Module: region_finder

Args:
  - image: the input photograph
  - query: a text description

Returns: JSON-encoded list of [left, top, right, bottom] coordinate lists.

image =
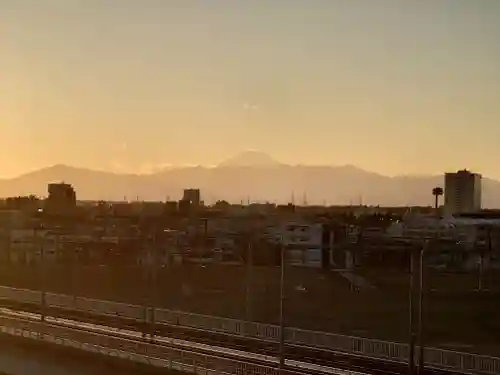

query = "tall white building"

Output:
[[444, 169, 482, 214]]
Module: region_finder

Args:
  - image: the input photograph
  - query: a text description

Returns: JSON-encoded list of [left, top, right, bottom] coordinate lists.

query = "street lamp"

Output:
[[417, 187, 442, 374], [408, 188, 442, 375], [408, 239, 430, 375], [431, 187, 443, 212]]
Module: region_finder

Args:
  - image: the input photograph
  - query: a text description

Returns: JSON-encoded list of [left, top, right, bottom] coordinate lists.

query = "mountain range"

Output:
[[1, 151, 499, 207]]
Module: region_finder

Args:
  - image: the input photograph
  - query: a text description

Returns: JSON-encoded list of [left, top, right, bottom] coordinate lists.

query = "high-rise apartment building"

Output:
[[444, 169, 482, 214]]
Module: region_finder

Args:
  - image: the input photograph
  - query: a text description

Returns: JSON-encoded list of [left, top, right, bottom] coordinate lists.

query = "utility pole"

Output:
[[72, 245, 78, 304], [142, 227, 148, 338], [278, 236, 285, 372], [478, 246, 484, 292], [417, 240, 430, 375], [478, 227, 490, 292], [245, 239, 253, 323], [40, 229, 46, 323], [408, 247, 417, 375], [417, 248, 425, 375], [150, 230, 158, 341]]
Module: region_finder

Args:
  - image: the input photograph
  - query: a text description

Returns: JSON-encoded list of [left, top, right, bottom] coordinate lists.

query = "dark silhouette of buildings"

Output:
[[45, 182, 77, 213], [183, 189, 201, 206]]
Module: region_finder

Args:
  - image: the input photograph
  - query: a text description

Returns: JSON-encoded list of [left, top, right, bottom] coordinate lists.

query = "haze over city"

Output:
[[1, 1, 499, 179], [2, 3, 500, 374]]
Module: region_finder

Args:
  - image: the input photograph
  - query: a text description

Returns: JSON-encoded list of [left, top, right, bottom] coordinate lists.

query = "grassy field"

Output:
[[0, 263, 499, 356]]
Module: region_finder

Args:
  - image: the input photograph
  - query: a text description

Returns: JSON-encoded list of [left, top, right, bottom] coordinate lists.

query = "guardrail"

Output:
[[289, 328, 500, 375], [1, 285, 499, 375], [0, 314, 360, 375], [0, 314, 282, 375], [425, 347, 500, 375]]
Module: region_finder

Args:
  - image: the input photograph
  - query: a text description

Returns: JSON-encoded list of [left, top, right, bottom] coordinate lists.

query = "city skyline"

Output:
[[1, 1, 499, 178], [0, 156, 498, 209]]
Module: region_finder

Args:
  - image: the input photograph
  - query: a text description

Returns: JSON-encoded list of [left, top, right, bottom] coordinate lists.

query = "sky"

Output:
[[1, 0, 499, 178]]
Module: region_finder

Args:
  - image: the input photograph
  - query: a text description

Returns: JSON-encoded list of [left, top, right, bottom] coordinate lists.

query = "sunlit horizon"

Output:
[[1, 1, 499, 179], [0, 148, 489, 181]]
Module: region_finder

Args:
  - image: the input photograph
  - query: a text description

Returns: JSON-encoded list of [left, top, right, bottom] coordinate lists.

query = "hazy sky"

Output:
[[1, 1, 499, 178]]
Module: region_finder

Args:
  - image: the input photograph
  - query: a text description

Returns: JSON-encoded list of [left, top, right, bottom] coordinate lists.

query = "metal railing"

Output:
[[1, 285, 499, 374], [0, 314, 324, 375]]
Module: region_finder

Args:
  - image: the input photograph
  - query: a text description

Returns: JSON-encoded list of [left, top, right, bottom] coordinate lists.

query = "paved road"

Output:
[[0, 335, 178, 375]]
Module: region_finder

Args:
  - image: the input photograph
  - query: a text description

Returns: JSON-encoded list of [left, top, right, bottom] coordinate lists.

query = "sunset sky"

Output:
[[1, 1, 499, 178]]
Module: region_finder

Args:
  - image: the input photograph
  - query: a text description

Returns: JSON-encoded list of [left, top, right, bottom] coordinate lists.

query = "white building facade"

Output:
[[387, 213, 500, 250], [266, 222, 330, 268]]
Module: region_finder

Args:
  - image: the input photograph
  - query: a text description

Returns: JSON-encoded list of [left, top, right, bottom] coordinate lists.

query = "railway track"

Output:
[[0, 308, 372, 375], [0, 300, 463, 375]]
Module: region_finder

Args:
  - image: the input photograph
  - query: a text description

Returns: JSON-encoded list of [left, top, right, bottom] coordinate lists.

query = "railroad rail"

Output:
[[0, 285, 498, 375], [0, 310, 366, 375]]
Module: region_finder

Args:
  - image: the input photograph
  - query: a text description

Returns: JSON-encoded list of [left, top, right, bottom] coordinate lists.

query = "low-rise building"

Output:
[[266, 221, 332, 268]]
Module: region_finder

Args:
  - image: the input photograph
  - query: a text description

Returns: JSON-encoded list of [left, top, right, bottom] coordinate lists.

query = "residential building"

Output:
[[444, 169, 482, 214], [386, 212, 500, 249], [183, 189, 201, 206], [266, 222, 333, 268]]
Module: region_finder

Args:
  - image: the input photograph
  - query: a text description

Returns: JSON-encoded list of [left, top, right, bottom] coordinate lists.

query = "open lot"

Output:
[[0, 263, 499, 356]]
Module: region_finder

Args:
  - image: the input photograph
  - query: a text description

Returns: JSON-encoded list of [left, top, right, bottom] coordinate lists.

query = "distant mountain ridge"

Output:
[[217, 150, 281, 167], [1, 152, 499, 207]]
